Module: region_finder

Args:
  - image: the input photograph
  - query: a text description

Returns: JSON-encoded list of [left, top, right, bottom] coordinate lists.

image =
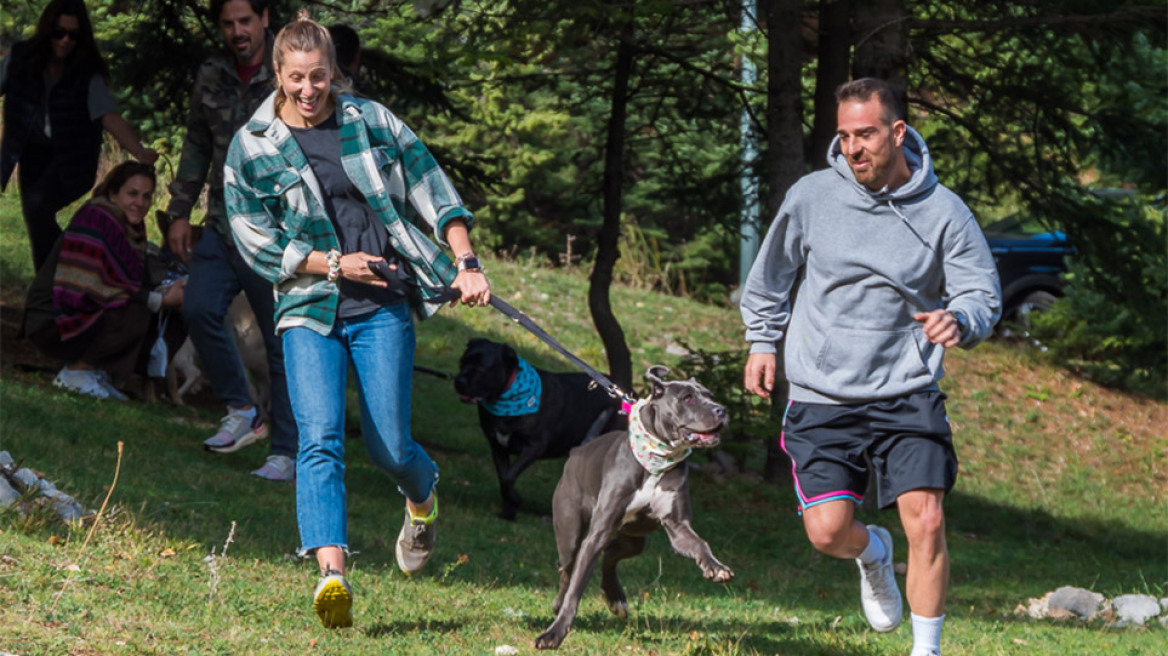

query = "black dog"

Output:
[[534, 365, 733, 650], [454, 338, 626, 521]]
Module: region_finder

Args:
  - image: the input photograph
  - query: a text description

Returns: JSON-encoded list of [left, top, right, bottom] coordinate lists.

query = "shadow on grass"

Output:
[[364, 619, 465, 638]]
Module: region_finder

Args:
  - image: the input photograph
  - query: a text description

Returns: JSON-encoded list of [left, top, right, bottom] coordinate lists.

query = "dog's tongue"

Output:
[[459, 395, 481, 404], [689, 431, 720, 446]]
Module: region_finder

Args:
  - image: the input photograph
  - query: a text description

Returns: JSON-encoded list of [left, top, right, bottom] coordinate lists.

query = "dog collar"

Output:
[[627, 399, 691, 475], [481, 356, 542, 417]]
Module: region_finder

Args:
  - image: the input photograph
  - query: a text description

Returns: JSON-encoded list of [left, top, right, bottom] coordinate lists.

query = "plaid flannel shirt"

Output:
[[224, 91, 473, 335]]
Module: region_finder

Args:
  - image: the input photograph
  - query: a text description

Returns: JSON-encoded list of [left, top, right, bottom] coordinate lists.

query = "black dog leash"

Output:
[[368, 260, 635, 407]]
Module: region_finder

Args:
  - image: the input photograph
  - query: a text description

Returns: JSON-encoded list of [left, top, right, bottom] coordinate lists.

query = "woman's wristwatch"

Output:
[[455, 252, 482, 273]]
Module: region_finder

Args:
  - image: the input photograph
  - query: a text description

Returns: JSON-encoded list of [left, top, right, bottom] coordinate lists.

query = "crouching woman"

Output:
[[23, 161, 184, 399]]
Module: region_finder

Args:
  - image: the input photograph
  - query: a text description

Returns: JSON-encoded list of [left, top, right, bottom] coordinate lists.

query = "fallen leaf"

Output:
[[1012, 638, 1029, 645], [160, 549, 176, 558], [47, 535, 62, 546]]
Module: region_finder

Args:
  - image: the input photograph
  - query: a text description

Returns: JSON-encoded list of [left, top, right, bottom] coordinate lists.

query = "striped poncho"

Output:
[[52, 198, 147, 340]]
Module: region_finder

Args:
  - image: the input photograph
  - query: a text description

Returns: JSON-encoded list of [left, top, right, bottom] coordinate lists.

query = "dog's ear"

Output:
[[646, 365, 670, 398], [502, 343, 519, 370]]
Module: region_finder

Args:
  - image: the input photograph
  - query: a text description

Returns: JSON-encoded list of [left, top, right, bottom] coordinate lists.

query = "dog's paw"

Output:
[[606, 598, 628, 619], [534, 628, 566, 650], [702, 561, 734, 582]]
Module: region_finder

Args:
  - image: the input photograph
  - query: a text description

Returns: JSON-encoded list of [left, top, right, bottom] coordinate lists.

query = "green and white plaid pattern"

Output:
[[224, 92, 473, 335]]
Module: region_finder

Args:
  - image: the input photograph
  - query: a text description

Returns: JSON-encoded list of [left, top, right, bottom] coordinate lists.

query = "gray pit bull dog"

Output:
[[534, 365, 734, 650]]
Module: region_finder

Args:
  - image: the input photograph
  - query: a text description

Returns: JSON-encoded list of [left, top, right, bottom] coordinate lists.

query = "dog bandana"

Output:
[[481, 356, 542, 416], [627, 399, 692, 475]]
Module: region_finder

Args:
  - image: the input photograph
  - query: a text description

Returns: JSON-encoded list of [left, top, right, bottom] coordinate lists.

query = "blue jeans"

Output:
[[182, 228, 297, 457], [284, 303, 438, 554]]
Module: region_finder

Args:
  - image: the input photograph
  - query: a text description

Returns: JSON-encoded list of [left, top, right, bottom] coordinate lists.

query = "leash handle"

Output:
[[368, 260, 462, 305]]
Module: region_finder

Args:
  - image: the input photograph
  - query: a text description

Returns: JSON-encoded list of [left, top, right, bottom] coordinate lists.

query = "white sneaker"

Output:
[[53, 367, 111, 399], [251, 454, 295, 481], [94, 371, 128, 401], [856, 524, 902, 632]]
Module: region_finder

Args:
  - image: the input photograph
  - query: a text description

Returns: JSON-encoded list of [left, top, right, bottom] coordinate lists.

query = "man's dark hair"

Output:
[[329, 24, 360, 70], [210, 0, 269, 22], [835, 78, 904, 124]]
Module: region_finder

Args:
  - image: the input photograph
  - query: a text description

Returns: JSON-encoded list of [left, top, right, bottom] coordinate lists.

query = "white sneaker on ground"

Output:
[[94, 370, 128, 401], [856, 524, 903, 632], [312, 570, 352, 629], [53, 367, 110, 399], [251, 455, 295, 481]]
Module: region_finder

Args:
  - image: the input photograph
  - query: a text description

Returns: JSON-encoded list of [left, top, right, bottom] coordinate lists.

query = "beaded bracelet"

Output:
[[326, 249, 342, 283]]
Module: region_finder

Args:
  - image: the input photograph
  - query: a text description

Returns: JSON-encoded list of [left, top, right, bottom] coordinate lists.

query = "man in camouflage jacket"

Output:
[[159, 0, 297, 480]]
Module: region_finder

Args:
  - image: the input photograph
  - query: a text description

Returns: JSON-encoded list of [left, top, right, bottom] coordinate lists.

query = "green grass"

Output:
[[1, 190, 1165, 654]]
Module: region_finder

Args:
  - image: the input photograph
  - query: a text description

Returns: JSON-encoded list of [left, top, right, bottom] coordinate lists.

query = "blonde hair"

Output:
[[273, 9, 351, 106]]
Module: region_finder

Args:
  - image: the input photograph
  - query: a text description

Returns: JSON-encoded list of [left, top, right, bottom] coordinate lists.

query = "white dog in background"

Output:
[[162, 293, 270, 410]]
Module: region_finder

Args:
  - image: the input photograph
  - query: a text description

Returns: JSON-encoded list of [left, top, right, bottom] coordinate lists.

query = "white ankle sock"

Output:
[[910, 613, 944, 655], [858, 526, 887, 564], [232, 406, 258, 419]]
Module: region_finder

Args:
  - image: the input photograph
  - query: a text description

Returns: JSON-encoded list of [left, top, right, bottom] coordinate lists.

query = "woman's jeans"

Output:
[[283, 303, 438, 554]]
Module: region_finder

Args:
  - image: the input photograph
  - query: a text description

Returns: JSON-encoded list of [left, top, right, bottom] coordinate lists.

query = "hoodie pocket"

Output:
[[814, 327, 931, 393]]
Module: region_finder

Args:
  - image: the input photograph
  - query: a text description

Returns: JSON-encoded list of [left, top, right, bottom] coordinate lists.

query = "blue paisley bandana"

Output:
[[481, 356, 542, 416]]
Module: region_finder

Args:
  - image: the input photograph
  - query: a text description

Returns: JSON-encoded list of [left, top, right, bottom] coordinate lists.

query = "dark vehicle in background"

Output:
[[982, 215, 1075, 330]]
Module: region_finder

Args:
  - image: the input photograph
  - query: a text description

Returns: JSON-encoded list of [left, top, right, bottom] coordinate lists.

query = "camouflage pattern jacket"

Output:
[[162, 36, 275, 237]]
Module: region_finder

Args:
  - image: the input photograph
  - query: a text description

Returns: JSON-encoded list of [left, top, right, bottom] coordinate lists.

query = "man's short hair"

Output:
[[210, 0, 269, 22], [835, 78, 904, 124], [329, 24, 360, 69]]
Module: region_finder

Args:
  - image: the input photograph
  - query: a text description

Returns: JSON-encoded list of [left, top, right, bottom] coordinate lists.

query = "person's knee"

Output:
[[181, 289, 224, 328], [803, 511, 854, 555], [900, 494, 946, 543]]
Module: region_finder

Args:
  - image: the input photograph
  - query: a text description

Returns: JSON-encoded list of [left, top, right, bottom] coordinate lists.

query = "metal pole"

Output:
[[738, 0, 761, 291]]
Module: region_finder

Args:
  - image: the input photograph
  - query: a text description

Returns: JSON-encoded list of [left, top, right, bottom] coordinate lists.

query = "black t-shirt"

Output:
[[288, 113, 405, 318]]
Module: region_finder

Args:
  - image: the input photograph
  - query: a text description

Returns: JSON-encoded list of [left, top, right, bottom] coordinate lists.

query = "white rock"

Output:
[[0, 477, 20, 507], [1048, 586, 1105, 620], [13, 468, 39, 490], [665, 343, 690, 357], [1112, 594, 1161, 626], [495, 646, 520, 655], [0, 451, 14, 467]]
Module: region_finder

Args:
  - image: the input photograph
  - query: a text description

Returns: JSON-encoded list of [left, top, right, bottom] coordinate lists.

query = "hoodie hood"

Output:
[[828, 125, 938, 203]]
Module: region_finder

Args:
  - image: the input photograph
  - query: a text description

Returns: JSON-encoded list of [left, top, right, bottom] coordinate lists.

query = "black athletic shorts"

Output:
[[780, 390, 957, 510]]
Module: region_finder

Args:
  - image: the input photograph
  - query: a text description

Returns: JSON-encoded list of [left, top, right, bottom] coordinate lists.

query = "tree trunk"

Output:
[[589, 29, 635, 392], [852, 0, 908, 110], [810, 0, 852, 170], [760, 0, 805, 483]]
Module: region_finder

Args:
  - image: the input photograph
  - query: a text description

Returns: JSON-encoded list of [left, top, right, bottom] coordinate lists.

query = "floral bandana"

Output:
[[481, 356, 542, 417], [627, 398, 692, 475]]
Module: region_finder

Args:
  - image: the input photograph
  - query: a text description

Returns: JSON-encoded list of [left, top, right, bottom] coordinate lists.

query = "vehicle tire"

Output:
[[1016, 290, 1058, 323], [999, 290, 1058, 339]]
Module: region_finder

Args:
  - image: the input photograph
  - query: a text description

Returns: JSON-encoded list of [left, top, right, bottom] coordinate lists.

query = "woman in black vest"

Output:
[[0, 0, 158, 271]]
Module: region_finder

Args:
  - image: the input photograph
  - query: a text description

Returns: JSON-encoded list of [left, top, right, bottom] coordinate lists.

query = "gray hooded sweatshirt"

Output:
[[739, 126, 1001, 405]]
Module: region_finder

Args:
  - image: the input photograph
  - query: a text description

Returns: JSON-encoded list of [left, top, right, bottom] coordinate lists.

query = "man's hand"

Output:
[[161, 279, 185, 308], [913, 309, 962, 348], [743, 352, 777, 399], [167, 218, 193, 264]]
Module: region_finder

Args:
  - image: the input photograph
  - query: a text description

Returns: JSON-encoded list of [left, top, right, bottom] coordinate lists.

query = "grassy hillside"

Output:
[[1, 193, 1164, 654]]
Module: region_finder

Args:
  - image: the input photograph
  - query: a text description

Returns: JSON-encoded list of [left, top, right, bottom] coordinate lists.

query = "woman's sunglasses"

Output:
[[51, 28, 82, 41]]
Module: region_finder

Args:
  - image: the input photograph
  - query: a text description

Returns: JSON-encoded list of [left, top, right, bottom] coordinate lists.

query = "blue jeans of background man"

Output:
[[284, 303, 439, 554], [182, 227, 297, 457]]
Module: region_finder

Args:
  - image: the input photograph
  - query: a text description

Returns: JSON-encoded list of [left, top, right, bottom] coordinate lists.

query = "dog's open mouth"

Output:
[[684, 427, 723, 447], [458, 394, 482, 404]]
